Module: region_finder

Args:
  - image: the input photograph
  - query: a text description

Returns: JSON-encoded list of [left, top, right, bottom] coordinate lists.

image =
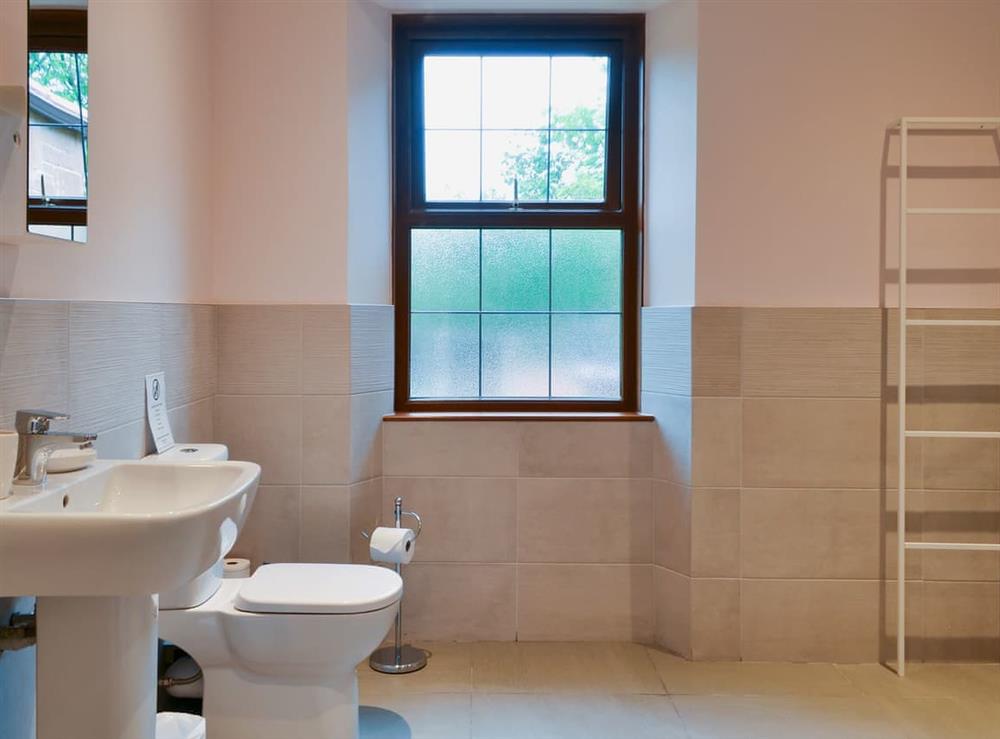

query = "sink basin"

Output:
[[0, 460, 260, 597]]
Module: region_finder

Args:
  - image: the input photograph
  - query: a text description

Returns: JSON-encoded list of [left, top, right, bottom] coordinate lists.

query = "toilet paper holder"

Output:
[[363, 496, 428, 675]]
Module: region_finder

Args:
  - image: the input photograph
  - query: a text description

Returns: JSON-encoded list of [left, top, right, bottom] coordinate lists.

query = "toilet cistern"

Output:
[[12, 409, 97, 487]]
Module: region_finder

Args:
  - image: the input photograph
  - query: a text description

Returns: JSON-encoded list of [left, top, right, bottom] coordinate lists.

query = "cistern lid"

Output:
[[234, 563, 402, 615]]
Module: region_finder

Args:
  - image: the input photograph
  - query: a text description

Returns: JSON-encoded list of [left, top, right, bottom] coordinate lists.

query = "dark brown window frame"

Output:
[[26, 7, 88, 230], [392, 13, 643, 413]]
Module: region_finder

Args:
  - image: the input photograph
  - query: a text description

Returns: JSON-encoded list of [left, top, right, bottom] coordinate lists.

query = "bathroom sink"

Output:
[[0, 460, 260, 597]]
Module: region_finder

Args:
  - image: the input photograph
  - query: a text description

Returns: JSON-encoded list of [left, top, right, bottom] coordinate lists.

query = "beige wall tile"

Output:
[[69, 302, 161, 431], [741, 579, 879, 662], [518, 422, 651, 478], [922, 401, 1000, 490], [882, 579, 925, 664], [167, 397, 214, 445], [692, 307, 741, 397], [159, 303, 217, 408], [350, 305, 393, 394], [884, 490, 923, 582], [922, 581, 1000, 661], [350, 477, 382, 564], [302, 305, 350, 395], [654, 566, 691, 658], [641, 307, 691, 396], [0, 301, 69, 421], [643, 392, 692, 485], [215, 394, 302, 484], [654, 481, 691, 574], [691, 488, 741, 578], [690, 578, 741, 661], [384, 421, 519, 477], [218, 305, 302, 394], [301, 395, 350, 484], [923, 318, 1000, 389], [350, 390, 391, 482], [741, 489, 880, 579], [921, 491, 1000, 581], [741, 308, 881, 398], [93, 418, 147, 460], [517, 564, 653, 642], [233, 484, 301, 566], [742, 399, 881, 489], [518, 478, 651, 564], [384, 477, 516, 563], [299, 485, 351, 563], [885, 400, 923, 491], [402, 564, 516, 641], [692, 398, 741, 487]]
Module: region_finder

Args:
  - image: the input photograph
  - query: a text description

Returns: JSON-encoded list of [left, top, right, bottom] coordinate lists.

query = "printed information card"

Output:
[[145, 372, 175, 454]]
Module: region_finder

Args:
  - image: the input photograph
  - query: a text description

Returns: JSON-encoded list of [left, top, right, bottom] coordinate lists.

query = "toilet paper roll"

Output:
[[369, 526, 416, 565], [223, 558, 251, 578]]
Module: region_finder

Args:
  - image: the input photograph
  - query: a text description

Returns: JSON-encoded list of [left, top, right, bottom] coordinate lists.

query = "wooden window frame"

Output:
[[392, 13, 643, 413], [26, 7, 88, 229]]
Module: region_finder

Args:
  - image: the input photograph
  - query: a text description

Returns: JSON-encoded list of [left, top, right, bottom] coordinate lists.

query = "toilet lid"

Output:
[[234, 564, 402, 615]]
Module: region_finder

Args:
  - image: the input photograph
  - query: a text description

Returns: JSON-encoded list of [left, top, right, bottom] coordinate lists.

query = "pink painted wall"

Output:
[[0, 0, 214, 303], [694, 0, 1000, 308]]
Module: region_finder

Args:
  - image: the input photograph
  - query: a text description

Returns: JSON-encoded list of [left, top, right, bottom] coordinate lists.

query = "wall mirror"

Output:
[[26, 0, 88, 243]]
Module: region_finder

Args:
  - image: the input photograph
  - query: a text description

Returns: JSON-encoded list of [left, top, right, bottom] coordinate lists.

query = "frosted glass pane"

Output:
[[551, 230, 621, 311], [551, 314, 620, 398], [411, 314, 479, 398], [482, 315, 549, 397], [482, 230, 549, 311], [549, 131, 605, 201], [482, 56, 549, 129], [551, 56, 608, 129], [482, 130, 548, 201], [411, 230, 479, 311], [424, 56, 480, 129], [425, 130, 480, 200]]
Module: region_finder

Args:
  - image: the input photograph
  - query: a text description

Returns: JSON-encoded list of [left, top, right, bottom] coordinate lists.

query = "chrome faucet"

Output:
[[13, 410, 98, 487]]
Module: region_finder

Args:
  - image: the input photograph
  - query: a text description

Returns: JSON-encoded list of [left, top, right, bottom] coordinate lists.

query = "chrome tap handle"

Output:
[[15, 410, 69, 435]]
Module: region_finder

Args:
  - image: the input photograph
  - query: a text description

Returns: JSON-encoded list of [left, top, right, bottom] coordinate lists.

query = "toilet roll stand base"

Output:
[[368, 496, 428, 675]]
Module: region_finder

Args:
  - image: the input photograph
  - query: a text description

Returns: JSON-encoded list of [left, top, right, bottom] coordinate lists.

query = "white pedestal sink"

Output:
[[0, 460, 260, 739]]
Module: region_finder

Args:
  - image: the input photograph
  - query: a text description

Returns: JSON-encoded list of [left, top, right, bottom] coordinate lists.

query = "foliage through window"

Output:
[[393, 15, 642, 412]]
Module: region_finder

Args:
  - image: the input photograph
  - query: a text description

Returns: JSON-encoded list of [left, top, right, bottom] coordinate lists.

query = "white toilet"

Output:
[[146, 444, 403, 739]]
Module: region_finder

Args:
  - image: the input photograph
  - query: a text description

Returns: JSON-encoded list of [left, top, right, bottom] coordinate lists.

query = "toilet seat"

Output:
[[234, 563, 402, 615]]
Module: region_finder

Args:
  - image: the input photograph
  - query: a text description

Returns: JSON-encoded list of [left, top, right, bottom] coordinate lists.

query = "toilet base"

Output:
[[369, 644, 428, 674], [202, 667, 360, 739]]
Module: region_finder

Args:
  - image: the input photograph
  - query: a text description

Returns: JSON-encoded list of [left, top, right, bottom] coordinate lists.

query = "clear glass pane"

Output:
[[482, 230, 549, 311], [551, 56, 608, 129], [425, 130, 480, 201], [411, 314, 480, 398], [411, 229, 480, 311], [482, 314, 549, 397], [551, 230, 622, 311], [482, 56, 549, 130], [27, 124, 86, 197], [551, 314, 620, 398], [549, 130, 605, 201], [482, 130, 548, 201], [28, 52, 82, 121], [424, 56, 480, 130]]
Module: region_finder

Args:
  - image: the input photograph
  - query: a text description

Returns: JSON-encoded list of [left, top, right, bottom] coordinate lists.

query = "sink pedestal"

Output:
[[36, 595, 158, 739]]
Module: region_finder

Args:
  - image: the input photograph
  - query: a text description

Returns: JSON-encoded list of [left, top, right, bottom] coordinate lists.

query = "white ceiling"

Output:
[[373, 0, 668, 12]]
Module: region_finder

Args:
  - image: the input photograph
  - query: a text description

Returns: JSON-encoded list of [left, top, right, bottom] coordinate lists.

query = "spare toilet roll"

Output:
[[223, 558, 251, 578], [369, 526, 416, 565]]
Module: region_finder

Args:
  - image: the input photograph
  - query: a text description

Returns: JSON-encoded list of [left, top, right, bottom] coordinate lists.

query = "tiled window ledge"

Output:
[[383, 412, 654, 422]]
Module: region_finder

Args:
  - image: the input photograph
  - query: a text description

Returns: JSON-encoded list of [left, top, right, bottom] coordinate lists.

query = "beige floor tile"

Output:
[[672, 695, 908, 739], [874, 696, 1000, 739], [900, 663, 1000, 704], [470, 694, 688, 739], [471, 642, 665, 695], [360, 693, 472, 739], [647, 648, 860, 697], [358, 642, 472, 697], [834, 663, 940, 700]]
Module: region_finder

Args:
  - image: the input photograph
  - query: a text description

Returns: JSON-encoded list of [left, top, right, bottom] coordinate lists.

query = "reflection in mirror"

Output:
[[26, 0, 87, 243]]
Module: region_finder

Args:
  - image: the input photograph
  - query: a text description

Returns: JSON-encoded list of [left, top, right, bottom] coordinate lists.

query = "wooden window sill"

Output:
[[383, 412, 654, 423]]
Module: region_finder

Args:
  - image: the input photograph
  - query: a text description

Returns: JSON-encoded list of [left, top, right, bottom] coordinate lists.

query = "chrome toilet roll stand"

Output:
[[365, 496, 427, 674]]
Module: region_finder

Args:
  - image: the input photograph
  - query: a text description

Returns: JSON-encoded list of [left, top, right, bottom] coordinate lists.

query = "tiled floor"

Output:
[[357, 642, 1000, 738]]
